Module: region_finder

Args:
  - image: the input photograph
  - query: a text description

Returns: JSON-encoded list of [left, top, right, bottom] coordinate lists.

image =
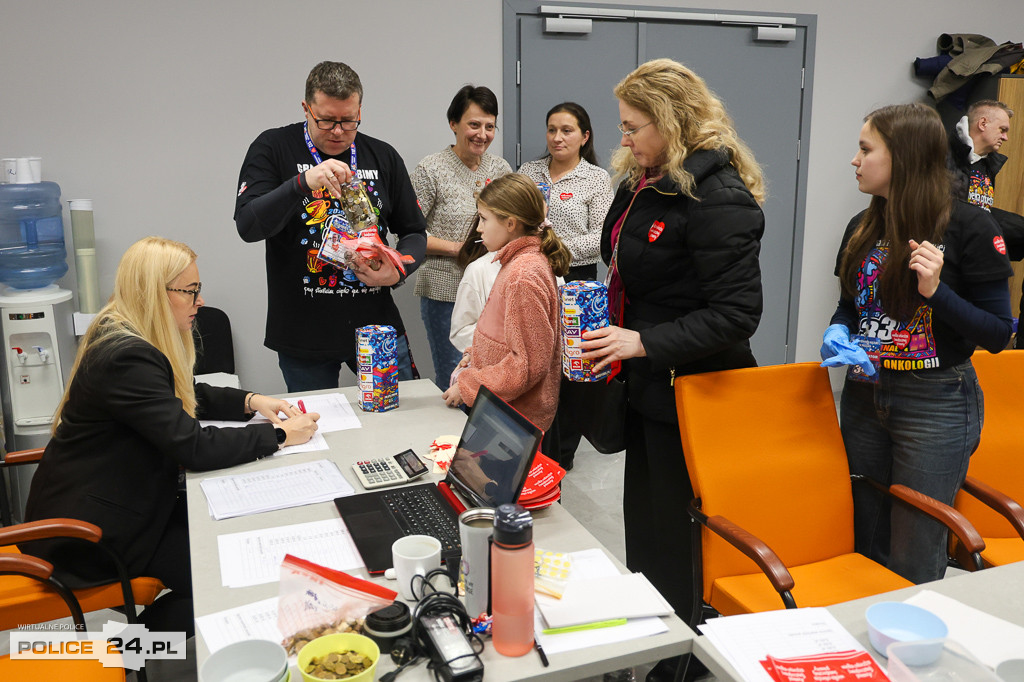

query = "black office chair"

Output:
[[193, 306, 235, 375]]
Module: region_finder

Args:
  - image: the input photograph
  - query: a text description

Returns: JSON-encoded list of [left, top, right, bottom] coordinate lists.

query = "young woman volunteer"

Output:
[[822, 102, 1013, 584]]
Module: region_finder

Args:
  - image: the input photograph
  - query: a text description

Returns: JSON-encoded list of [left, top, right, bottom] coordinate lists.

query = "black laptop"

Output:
[[334, 385, 543, 573]]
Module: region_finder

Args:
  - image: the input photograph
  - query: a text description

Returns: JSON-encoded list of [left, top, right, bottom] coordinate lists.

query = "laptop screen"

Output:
[[445, 385, 542, 508]]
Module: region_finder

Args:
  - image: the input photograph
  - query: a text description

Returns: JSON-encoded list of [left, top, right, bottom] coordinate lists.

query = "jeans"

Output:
[[278, 333, 415, 392], [839, 361, 983, 584], [420, 297, 463, 392]]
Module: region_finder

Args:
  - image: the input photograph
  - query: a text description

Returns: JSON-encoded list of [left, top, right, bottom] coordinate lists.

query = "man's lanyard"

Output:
[[303, 122, 357, 173]]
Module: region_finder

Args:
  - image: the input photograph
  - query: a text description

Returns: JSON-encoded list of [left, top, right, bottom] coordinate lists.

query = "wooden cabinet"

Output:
[[991, 76, 1024, 334]]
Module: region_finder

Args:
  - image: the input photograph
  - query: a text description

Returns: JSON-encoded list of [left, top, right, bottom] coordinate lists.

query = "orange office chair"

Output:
[[0, 448, 164, 676], [0, 526, 126, 680], [674, 362, 986, 628], [951, 350, 1024, 566]]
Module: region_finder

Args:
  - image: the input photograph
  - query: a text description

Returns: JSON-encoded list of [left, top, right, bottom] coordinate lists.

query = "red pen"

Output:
[[297, 400, 306, 414]]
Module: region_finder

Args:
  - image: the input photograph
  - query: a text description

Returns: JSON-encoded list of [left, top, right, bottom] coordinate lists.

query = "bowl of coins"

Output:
[[298, 632, 380, 682]]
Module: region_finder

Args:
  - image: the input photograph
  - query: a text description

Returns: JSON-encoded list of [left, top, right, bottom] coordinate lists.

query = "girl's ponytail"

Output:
[[538, 218, 571, 277]]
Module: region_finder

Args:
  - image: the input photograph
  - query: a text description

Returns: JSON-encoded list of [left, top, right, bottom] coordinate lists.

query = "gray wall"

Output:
[[1, 0, 1018, 394]]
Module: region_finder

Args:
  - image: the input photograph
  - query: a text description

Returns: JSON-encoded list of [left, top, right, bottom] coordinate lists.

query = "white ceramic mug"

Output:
[[391, 534, 442, 601]]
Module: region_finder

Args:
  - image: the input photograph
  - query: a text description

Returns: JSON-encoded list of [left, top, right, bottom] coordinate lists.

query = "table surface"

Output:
[[186, 379, 694, 681], [693, 560, 1024, 681]]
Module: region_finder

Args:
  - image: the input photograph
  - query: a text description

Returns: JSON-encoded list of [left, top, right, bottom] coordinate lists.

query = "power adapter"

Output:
[[418, 611, 484, 682]]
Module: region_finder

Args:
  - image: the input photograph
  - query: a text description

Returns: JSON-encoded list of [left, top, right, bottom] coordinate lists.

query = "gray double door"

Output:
[[503, 2, 816, 365]]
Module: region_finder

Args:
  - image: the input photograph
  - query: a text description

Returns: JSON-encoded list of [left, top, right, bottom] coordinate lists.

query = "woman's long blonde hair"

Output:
[[53, 237, 199, 431], [611, 58, 765, 204]]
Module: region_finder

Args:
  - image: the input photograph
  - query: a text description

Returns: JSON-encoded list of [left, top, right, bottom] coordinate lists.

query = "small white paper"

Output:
[[195, 372, 242, 389], [905, 590, 1024, 668], [283, 392, 361, 433], [217, 518, 363, 588], [195, 597, 283, 655]]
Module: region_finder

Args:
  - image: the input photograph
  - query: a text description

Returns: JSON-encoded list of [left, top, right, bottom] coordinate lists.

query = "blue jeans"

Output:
[[420, 297, 463, 392], [839, 361, 983, 584], [277, 333, 415, 392]]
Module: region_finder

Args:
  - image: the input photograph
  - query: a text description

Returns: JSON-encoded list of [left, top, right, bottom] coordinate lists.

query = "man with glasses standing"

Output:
[[234, 61, 426, 391]]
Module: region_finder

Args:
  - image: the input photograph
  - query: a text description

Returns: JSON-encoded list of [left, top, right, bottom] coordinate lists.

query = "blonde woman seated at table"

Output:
[[22, 236, 320, 638]]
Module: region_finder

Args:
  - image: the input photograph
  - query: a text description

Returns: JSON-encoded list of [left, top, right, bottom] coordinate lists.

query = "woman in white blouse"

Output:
[[518, 102, 613, 281], [411, 86, 512, 391]]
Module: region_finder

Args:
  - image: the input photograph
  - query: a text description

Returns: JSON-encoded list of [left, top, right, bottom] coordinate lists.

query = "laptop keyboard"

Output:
[[381, 488, 462, 553]]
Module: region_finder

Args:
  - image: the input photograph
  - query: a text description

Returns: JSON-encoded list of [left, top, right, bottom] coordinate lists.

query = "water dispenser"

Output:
[[0, 285, 76, 523]]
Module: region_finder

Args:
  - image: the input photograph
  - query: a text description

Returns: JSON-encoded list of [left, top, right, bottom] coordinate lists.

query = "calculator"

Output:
[[352, 449, 429, 490]]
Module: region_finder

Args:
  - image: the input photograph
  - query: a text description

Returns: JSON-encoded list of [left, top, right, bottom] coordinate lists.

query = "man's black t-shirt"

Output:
[[234, 124, 426, 360]]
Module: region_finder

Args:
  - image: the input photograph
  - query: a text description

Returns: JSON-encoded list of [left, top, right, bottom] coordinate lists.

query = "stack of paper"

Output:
[[535, 572, 673, 628], [533, 549, 670, 655], [699, 608, 873, 682], [200, 459, 354, 520]]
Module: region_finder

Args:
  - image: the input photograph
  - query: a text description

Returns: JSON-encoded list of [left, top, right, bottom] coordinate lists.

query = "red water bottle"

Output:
[[490, 503, 534, 656]]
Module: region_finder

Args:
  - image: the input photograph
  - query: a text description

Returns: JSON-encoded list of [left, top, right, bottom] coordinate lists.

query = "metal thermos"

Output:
[[458, 507, 495, 618]]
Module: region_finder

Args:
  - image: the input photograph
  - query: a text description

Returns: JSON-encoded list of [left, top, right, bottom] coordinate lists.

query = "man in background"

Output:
[[949, 99, 1024, 346]]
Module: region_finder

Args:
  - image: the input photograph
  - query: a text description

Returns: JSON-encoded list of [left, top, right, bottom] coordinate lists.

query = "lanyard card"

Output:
[[848, 335, 881, 384]]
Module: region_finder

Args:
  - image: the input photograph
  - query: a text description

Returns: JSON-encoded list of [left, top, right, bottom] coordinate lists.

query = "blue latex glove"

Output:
[[819, 324, 877, 377]]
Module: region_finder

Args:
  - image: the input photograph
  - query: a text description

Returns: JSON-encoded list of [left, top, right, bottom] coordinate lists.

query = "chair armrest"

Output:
[[1, 447, 45, 466], [961, 476, 1024, 540], [887, 484, 986, 567], [694, 511, 796, 595], [0, 551, 87, 631], [0, 552, 55, 581], [0, 518, 103, 548]]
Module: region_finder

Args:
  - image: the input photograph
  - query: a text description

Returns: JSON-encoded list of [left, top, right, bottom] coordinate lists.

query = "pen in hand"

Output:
[[297, 400, 306, 414]]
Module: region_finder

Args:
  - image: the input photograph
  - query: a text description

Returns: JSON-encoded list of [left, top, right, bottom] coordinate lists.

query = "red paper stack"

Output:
[[517, 452, 567, 511]]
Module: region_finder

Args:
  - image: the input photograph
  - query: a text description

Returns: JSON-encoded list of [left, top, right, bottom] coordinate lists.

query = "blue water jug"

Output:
[[0, 182, 69, 289]]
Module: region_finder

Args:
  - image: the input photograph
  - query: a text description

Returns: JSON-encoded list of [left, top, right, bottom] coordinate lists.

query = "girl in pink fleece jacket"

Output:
[[442, 173, 571, 430]]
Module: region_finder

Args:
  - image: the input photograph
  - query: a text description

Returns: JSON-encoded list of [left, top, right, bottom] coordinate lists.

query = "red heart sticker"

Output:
[[559, 192, 573, 201], [648, 220, 665, 242], [994, 235, 1007, 255], [891, 330, 910, 349]]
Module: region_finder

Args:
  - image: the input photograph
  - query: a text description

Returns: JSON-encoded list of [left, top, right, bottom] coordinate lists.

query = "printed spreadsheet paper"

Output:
[[217, 518, 363, 588], [200, 459, 354, 520], [195, 597, 282, 655]]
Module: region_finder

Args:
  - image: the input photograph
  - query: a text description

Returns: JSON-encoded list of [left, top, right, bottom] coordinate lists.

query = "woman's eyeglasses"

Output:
[[167, 283, 202, 304], [617, 121, 653, 136]]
